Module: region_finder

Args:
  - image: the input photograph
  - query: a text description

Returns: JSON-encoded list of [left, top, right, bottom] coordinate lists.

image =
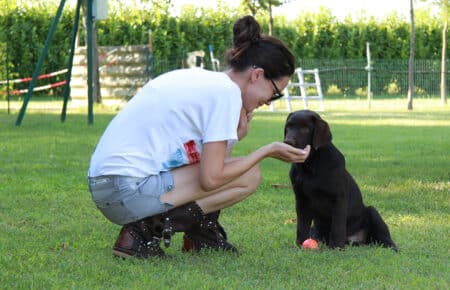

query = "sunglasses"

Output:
[[269, 78, 284, 102]]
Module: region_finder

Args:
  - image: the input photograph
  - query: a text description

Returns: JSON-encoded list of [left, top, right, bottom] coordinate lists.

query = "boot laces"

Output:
[[162, 217, 174, 248]]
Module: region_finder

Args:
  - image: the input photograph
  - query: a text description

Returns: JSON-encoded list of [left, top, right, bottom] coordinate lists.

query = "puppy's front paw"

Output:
[[329, 241, 346, 250]]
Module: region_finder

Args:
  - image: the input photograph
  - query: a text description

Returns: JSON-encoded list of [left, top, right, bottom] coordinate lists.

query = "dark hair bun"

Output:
[[225, 15, 295, 78], [232, 15, 261, 48]]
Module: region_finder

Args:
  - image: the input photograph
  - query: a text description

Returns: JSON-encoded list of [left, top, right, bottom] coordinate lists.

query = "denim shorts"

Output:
[[87, 172, 175, 225]]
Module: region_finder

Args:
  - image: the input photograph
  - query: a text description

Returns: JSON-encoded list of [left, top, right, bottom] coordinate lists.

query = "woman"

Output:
[[88, 15, 310, 259]]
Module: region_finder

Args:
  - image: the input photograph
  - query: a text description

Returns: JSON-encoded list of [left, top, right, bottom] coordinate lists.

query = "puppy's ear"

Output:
[[312, 116, 332, 149], [285, 112, 293, 123], [284, 112, 293, 137]]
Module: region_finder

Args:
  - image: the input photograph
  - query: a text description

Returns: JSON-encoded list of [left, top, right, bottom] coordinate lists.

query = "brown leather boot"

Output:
[[112, 218, 165, 259], [148, 202, 238, 253], [160, 201, 204, 247], [181, 210, 238, 253]]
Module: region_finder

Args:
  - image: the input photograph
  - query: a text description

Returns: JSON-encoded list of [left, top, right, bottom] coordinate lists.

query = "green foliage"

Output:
[[355, 87, 368, 97], [326, 84, 343, 96], [414, 85, 427, 96], [305, 87, 318, 96], [385, 81, 401, 95], [0, 5, 74, 92], [240, 0, 286, 16], [0, 2, 447, 90], [0, 38, 6, 81]]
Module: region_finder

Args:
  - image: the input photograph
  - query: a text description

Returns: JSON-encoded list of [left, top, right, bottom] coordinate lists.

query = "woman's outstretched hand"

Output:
[[267, 142, 311, 163]]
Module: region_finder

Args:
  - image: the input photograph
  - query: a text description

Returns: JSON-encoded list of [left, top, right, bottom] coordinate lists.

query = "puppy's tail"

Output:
[[366, 206, 398, 252]]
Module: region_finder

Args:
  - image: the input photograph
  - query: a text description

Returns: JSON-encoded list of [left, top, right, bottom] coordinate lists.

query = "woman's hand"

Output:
[[198, 141, 310, 192], [237, 107, 253, 140], [267, 142, 311, 163]]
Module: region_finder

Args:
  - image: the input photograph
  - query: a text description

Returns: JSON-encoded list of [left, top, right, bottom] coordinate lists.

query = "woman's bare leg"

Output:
[[160, 157, 261, 213]]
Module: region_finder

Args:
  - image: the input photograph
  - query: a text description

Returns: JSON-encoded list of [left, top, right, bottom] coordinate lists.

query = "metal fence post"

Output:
[[61, 0, 83, 122], [16, 0, 67, 126], [86, 0, 94, 125]]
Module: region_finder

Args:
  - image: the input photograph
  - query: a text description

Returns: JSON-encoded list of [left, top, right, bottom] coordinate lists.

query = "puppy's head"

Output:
[[283, 110, 332, 150]]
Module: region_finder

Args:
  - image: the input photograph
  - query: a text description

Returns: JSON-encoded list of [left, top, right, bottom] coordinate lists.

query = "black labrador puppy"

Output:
[[284, 110, 397, 251]]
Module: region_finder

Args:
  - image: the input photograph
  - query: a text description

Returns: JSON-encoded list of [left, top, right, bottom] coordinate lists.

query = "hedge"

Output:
[[0, 3, 447, 96]]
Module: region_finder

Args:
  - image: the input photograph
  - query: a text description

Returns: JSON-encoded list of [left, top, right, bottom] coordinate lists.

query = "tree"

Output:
[[240, 0, 295, 35], [441, 5, 448, 105], [420, 0, 449, 104], [241, 0, 260, 16], [408, 0, 415, 110], [435, 0, 449, 105]]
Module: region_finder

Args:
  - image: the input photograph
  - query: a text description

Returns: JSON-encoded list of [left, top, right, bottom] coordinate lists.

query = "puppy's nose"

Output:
[[283, 139, 296, 147]]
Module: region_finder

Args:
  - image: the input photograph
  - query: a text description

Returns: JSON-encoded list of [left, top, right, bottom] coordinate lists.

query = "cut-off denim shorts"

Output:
[[87, 172, 175, 225]]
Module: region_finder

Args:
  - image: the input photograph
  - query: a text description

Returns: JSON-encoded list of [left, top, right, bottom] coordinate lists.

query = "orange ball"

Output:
[[302, 238, 318, 250]]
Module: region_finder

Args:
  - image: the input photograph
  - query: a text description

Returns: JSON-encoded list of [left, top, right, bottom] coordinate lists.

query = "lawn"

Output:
[[0, 98, 449, 289]]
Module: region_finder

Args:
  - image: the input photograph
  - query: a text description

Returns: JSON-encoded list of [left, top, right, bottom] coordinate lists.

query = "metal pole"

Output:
[[208, 45, 215, 71], [61, 0, 83, 122], [208, 44, 220, 71], [86, 0, 94, 125], [16, 0, 67, 126], [182, 49, 187, 69]]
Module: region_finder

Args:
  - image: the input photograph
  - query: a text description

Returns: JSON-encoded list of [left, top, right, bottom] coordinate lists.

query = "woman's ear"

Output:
[[250, 67, 264, 83]]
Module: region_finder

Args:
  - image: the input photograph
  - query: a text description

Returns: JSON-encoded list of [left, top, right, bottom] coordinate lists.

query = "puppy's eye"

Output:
[[300, 127, 310, 134]]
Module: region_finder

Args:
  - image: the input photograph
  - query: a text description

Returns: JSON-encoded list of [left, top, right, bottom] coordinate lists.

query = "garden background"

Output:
[[0, 0, 448, 99], [0, 1, 449, 288]]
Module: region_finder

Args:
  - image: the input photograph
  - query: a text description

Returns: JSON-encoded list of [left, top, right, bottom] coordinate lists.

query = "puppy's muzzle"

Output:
[[283, 138, 296, 148]]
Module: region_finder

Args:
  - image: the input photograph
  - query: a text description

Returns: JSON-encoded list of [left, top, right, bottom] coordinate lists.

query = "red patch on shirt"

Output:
[[184, 140, 200, 164]]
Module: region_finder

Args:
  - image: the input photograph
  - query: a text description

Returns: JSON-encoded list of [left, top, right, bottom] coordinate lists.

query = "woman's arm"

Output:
[[199, 141, 310, 191]]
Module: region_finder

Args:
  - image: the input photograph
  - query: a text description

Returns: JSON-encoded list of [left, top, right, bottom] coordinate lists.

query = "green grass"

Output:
[[1, 98, 449, 289]]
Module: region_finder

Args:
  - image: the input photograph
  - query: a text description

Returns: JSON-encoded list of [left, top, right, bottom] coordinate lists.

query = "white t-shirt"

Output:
[[88, 68, 242, 178]]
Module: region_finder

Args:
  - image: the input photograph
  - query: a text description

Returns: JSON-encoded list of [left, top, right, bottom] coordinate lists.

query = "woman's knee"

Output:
[[195, 164, 262, 211], [243, 163, 262, 193]]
